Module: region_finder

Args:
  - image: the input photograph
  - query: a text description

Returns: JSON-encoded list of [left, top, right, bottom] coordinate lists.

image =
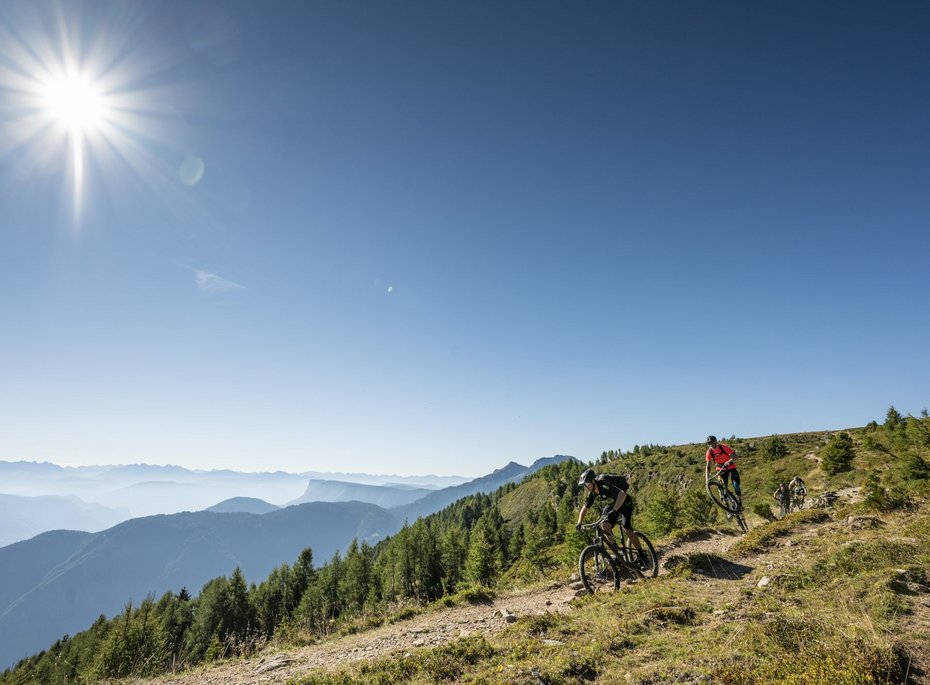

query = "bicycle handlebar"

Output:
[[707, 460, 734, 479], [578, 515, 611, 531]]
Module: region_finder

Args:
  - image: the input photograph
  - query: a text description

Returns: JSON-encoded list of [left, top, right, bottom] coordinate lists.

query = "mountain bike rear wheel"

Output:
[[735, 512, 749, 534], [620, 532, 658, 578], [579, 545, 620, 593], [635, 532, 659, 578]]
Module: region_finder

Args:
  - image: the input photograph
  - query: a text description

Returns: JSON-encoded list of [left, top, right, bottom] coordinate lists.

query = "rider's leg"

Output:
[[601, 520, 621, 556], [619, 506, 642, 552], [624, 527, 643, 552], [730, 469, 742, 500]]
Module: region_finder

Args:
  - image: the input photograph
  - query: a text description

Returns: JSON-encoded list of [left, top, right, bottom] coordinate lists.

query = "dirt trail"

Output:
[[131, 583, 578, 685]]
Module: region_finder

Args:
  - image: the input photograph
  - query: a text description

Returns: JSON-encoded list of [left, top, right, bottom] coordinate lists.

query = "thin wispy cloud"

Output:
[[193, 269, 246, 295]]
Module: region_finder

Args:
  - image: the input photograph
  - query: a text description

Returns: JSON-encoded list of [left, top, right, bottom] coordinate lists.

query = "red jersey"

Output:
[[706, 443, 736, 471]]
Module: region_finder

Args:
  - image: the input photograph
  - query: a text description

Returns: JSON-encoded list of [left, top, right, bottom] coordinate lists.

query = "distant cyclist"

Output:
[[575, 468, 645, 565], [774, 482, 791, 518], [704, 435, 742, 504], [789, 476, 807, 511]]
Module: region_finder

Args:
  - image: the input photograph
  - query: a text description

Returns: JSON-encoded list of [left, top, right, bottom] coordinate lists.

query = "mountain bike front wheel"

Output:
[[579, 545, 620, 593], [707, 481, 741, 514]]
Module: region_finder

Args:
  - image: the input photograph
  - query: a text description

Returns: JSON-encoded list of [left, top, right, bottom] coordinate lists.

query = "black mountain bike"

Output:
[[616, 525, 659, 578], [577, 517, 643, 593], [706, 462, 748, 533]]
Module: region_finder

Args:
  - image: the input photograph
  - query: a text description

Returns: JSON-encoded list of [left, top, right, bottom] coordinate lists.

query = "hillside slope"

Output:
[[121, 498, 930, 685]]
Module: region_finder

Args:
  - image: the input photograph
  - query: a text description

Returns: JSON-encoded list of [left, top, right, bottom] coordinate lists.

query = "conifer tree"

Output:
[[465, 518, 500, 586], [821, 432, 855, 475], [521, 516, 548, 573], [440, 523, 468, 595]]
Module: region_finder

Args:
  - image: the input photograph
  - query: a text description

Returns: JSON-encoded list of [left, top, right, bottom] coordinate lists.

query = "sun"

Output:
[[41, 71, 107, 133], [33, 67, 113, 218], [1, 4, 195, 227]]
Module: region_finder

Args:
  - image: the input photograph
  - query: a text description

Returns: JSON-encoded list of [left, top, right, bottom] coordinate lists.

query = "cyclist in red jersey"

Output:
[[704, 435, 741, 502]]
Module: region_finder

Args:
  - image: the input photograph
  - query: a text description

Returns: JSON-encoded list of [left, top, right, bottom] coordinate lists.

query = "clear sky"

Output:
[[1, 1, 928, 477]]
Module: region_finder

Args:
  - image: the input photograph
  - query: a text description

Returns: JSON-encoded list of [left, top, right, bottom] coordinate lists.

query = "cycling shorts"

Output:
[[601, 497, 634, 529]]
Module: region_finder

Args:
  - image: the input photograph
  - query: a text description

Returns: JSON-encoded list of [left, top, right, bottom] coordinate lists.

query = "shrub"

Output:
[[859, 434, 882, 452], [821, 432, 854, 475], [760, 435, 789, 462], [644, 488, 684, 536], [862, 471, 912, 512], [682, 489, 719, 527], [752, 502, 776, 522], [902, 451, 930, 480], [905, 416, 930, 448]]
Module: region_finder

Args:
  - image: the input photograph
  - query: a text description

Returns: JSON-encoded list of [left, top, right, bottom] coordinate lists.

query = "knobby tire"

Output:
[[579, 545, 620, 593], [622, 532, 658, 578]]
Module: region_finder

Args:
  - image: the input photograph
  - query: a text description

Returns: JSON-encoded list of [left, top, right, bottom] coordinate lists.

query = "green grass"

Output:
[[730, 509, 830, 557]]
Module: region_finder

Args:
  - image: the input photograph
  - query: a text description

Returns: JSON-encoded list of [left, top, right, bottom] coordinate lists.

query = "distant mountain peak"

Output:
[[528, 455, 578, 470]]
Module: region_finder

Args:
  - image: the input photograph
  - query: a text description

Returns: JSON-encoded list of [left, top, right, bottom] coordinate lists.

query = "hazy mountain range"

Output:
[[0, 455, 576, 669], [0, 494, 130, 548], [0, 460, 471, 540]]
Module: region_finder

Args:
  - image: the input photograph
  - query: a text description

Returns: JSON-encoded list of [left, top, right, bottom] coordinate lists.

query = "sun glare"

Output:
[[1, 4, 202, 227], [41, 72, 106, 133]]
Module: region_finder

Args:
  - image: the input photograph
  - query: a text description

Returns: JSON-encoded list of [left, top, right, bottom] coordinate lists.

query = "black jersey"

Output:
[[584, 474, 629, 508]]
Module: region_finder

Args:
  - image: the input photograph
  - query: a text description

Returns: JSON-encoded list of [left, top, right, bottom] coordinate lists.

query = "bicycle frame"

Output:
[[579, 516, 642, 578]]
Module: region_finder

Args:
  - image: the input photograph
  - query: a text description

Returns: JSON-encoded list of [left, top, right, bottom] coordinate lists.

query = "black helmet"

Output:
[[578, 468, 596, 486], [706, 435, 717, 444]]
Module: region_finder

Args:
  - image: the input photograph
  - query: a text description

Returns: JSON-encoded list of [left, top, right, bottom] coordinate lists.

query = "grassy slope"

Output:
[[288, 419, 930, 684], [289, 505, 930, 685]]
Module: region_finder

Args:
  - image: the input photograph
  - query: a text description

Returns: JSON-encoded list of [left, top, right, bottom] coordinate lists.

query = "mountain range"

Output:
[[0, 455, 576, 669]]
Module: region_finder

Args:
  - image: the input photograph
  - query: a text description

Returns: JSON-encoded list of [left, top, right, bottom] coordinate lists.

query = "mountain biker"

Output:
[[704, 435, 741, 503], [574, 468, 645, 565], [774, 482, 791, 518], [789, 476, 807, 511]]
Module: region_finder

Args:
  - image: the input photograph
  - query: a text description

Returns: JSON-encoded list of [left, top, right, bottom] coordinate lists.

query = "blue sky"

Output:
[[1, 1, 928, 476]]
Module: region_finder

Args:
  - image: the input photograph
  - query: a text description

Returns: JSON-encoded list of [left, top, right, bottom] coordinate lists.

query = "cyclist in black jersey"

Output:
[[575, 468, 644, 559]]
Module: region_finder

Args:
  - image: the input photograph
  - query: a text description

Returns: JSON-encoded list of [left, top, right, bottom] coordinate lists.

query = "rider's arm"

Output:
[[576, 505, 588, 526], [705, 459, 711, 482]]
